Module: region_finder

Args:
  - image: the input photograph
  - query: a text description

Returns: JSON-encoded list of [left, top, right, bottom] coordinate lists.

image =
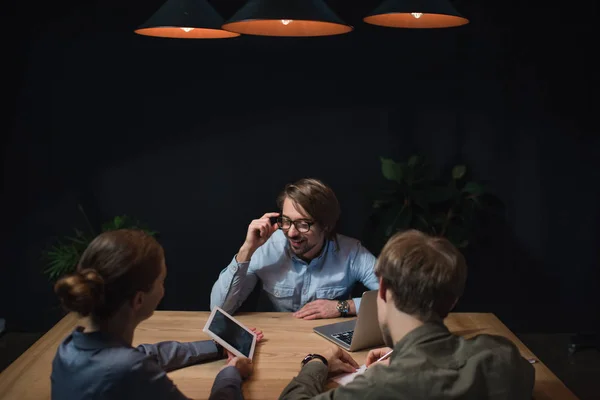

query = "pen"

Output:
[[376, 349, 393, 362]]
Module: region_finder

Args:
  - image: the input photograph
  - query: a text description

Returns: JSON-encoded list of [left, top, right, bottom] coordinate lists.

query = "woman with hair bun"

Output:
[[51, 229, 263, 400]]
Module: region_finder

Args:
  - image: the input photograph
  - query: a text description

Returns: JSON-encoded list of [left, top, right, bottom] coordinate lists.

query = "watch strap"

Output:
[[301, 353, 328, 367]]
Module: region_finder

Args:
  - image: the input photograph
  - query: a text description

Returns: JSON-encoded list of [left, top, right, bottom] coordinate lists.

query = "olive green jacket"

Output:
[[279, 322, 534, 400]]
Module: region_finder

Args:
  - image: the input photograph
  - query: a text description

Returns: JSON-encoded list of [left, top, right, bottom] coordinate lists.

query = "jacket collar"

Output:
[[390, 321, 452, 361]]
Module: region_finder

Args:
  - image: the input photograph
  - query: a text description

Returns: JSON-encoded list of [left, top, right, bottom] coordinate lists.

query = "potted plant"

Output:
[[364, 154, 501, 255], [42, 205, 158, 280]]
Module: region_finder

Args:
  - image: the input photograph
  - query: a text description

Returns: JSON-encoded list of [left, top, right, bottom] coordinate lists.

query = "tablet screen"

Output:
[[208, 309, 254, 358]]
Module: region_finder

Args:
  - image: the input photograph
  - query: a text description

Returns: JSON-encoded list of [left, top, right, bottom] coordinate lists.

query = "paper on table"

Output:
[[331, 364, 367, 385]]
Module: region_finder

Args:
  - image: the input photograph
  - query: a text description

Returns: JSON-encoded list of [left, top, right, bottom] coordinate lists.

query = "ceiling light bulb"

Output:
[[411, 13, 423, 19], [180, 27, 195, 32], [281, 19, 292, 25]]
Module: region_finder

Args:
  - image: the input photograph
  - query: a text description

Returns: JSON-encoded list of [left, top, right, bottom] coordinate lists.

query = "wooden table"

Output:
[[0, 311, 578, 400]]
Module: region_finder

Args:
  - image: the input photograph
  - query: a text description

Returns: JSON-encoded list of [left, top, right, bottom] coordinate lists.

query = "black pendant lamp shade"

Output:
[[221, 0, 353, 37], [364, 0, 469, 28], [135, 0, 240, 39]]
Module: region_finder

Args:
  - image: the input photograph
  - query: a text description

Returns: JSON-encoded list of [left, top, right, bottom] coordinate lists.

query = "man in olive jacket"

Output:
[[279, 230, 535, 400]]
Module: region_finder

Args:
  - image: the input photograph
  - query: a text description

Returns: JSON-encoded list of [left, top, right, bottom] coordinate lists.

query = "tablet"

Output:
[[203, 307, 257, 359]]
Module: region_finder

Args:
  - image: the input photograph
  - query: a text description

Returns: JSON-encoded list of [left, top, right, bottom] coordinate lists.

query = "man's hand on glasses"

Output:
[[236, 212, 280, 262]]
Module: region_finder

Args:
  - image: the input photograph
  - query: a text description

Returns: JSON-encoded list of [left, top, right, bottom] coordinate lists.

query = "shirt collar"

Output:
[[71, 326, 129, 350]]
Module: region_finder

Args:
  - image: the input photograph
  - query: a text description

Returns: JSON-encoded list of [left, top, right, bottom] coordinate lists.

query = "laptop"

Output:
[[313, 290, 384, 352]]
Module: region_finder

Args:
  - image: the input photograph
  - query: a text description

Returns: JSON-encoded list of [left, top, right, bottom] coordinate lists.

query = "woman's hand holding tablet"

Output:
[[203, 306, 259, 360]]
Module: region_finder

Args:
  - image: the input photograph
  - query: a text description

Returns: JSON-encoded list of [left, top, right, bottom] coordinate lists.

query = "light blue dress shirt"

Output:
[[210, 230, 379, 315]]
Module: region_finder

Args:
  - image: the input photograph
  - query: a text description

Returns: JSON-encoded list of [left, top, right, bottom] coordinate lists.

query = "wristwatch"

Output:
[[301, 353, 328, 367], [336, 300, 350, 317]]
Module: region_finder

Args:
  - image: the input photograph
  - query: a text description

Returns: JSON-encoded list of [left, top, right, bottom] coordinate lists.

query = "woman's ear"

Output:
[[131, 291, 144, 312]]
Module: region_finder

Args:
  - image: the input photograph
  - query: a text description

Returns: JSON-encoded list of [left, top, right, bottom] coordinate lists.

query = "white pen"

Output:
[[376, 349, 394, 363]]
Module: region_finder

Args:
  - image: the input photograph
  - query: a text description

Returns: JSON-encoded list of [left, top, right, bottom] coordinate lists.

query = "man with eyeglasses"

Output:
[[210, 178, 379, 320]]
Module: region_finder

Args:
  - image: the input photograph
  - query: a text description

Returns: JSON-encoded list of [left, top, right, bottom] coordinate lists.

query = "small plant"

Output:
[[43, 205, 158, 280], [364, 155, 500, 255]]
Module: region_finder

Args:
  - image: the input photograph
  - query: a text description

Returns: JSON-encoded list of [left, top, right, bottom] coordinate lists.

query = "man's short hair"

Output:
[[375, 229, 467, 322], [276, 178, 340, 240]]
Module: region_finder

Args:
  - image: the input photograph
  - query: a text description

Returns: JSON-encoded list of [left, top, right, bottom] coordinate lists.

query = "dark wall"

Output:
[[2, 1, 598, 333]]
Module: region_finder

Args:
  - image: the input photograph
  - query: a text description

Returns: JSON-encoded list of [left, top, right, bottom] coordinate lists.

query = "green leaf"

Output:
[[407, 155, 420, 167], [42, 210, 158, 280], [452, 165, 467, 180], [462, 182, 485, 196], [64, 236, 88, 245], [380, 157, 403, 183], [368, 155, 493, 254]]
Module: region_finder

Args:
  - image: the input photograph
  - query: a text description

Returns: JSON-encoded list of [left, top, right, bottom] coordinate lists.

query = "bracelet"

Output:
[[301, 353, 328, 367]]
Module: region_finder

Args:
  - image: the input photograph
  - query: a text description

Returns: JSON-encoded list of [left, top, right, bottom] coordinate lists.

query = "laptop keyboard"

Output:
[[332, 330, 354, 346]]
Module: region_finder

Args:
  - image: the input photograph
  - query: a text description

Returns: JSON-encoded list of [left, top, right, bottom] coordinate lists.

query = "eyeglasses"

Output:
[[277, 217, 314, 233]]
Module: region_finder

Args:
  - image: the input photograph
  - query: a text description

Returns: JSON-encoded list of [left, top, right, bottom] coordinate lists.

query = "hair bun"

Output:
[[54, 268, 105, 316]]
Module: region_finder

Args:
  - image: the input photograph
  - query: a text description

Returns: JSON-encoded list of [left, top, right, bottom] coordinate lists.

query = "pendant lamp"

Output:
[[363, 0, 469, 28], [221, 0, 353, 37], [135, 0, 240, 39]]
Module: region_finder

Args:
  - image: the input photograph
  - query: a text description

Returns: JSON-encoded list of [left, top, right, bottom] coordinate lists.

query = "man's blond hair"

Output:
[[375, 230, 467, 322]]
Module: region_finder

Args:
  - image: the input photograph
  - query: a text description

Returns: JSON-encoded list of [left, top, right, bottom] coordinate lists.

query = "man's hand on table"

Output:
[[293, 299, 355, 320], [309, 346, 359, 376], [249, 327, 264, 342]]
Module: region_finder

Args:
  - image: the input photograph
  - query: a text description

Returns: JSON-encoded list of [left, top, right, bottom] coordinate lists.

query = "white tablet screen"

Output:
[[207, 309, 255, 358]]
